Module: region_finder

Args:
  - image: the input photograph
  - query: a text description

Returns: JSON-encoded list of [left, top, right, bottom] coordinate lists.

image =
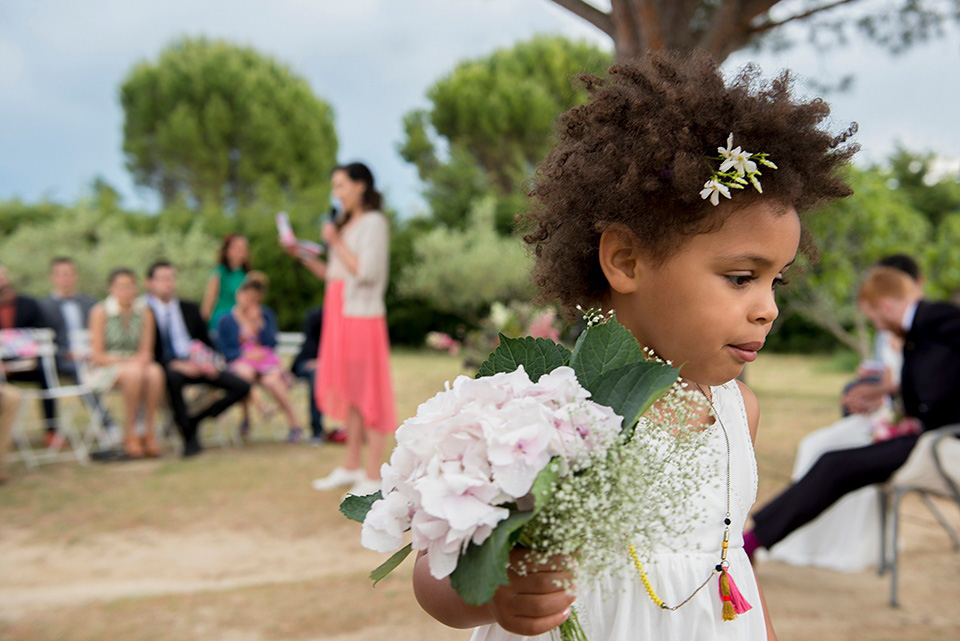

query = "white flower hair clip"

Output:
[[700, 133, 777, 206]]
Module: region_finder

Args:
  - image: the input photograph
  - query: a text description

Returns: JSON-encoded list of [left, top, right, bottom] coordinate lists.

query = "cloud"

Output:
[[0, 0, 956, 213]]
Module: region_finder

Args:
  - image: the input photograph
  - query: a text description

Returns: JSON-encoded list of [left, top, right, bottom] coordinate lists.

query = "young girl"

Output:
[[412, 52, 857, 640]]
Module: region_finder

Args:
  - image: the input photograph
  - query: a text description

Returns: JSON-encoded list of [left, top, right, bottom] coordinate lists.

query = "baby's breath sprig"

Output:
[[700, 133, 777, 206], [576, 305, 615, 327]]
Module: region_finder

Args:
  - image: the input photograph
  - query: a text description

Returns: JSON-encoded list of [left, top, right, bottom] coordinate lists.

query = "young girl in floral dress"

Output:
[[412, 51, 857, 641]]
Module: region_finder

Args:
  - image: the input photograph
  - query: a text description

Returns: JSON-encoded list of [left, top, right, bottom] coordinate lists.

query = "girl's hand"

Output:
[[321, 222, 338, 245], [488, 549, 575, 636]]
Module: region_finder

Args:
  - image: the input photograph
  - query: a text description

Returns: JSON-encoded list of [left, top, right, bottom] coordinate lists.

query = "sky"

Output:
[[1, 0, 958, 217]]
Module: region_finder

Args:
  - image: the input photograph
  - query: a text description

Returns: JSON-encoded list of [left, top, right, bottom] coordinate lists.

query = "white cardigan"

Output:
[[327, 211, 390, 318]]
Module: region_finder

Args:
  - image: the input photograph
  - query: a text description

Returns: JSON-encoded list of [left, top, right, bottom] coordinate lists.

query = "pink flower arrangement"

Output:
[[361, 365, 622, 580]]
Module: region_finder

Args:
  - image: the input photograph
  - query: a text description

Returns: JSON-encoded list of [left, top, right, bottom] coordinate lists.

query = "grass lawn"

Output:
[[1, 350, 958, 640]]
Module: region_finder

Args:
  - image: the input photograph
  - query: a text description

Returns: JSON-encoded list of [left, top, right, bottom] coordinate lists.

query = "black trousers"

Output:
[[752, 434, 920, 548], [5, 365, 56, 430], [165, 368, 250, 444]]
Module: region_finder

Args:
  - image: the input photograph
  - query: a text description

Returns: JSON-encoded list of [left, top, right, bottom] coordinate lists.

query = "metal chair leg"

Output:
[[889, 489, 905, 608], [878, 488, 889, 575], [919, 493, 960, 551]]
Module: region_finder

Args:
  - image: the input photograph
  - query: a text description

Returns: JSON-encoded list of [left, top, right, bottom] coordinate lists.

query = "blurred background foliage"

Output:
[[3, 35, 959, 356]]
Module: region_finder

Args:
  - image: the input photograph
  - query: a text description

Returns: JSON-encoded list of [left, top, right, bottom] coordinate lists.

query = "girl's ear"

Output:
[[599, 224, 643, 294]]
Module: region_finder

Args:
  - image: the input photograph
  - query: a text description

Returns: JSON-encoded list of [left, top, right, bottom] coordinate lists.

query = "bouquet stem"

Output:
[[551, 607, 587, 641]]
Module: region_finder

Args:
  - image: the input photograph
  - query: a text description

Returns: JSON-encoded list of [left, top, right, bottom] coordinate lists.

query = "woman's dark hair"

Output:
[[333, 162, 383, 216], [218, 234, 251, 271], [522, 51, 859, 313], [108, 267, 136, 285]]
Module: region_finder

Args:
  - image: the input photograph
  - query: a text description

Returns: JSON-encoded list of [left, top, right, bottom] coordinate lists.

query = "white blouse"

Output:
[[327, 211, 390, 318]]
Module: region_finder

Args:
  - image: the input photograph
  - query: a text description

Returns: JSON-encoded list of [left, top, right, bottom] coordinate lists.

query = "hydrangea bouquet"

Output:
[[341, 312, 709, 640]]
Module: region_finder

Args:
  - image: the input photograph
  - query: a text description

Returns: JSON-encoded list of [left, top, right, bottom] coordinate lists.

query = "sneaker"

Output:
[[308, 436, 324, 447], [346, 477, 382, 498], [311, 466, 364, 491]]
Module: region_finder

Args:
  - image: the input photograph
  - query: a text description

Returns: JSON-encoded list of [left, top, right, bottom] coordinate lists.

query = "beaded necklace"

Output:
[[628, 382, 752, 621]]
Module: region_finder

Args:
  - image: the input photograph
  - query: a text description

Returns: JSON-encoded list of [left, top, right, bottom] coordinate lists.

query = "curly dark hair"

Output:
[[523, 51, 858, 312]]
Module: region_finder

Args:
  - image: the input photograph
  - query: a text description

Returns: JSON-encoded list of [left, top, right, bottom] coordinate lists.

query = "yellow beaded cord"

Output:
[[629, 544, 665, 609], [625, 383, 751, 620]]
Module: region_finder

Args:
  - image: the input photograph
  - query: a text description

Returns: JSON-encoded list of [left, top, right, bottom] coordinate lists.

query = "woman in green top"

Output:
[[201, 234, 250, 335], [88, 268, 165, 458]]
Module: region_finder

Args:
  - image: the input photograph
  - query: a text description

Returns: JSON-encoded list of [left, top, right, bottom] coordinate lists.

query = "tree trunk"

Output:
[[550, 0, 854, 63]]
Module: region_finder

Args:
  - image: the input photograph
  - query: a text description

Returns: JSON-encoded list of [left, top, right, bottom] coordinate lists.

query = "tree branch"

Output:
[[547, 0, 614, 36], [749, 0, 861, 37]]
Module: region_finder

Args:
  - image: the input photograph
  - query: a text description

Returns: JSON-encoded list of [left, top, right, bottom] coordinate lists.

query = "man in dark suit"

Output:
[[144, 261, 250, 457], [745, 266, 960, 555], [0, 263, 60, 445], [37, 257, 98, 378], [36, 257, 119, 442]]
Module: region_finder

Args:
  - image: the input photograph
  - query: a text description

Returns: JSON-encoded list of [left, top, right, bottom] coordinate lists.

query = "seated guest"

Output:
[[87, 268, 165, 458], [290, 307, 327, 445], [37, 257, 118, 440], [217, 272, 303, 443], [0, 263, 60, 446], [0, 384, 21, 483], [37, 258, 97, 378], [746, 266, 960, 559], [145, 261, 250, 458], [767, 254, 924, 571]]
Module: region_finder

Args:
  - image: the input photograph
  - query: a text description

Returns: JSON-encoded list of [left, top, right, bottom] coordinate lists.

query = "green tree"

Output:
[[398, 197, 536, 323], [779, 167, 931, 355], [0, 203, 218, 300], [399, 36, 611, 231], [549, 1, 960, 61], [120, 37, 338, 211], [886, 146, 960, 228]]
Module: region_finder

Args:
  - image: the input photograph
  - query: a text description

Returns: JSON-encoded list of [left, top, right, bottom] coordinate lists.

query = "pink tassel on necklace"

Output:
[[719, 568, 752, 621]]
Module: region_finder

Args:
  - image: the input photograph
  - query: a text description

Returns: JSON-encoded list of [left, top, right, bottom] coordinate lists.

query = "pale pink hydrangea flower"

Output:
[[360, 365, 624, 580]]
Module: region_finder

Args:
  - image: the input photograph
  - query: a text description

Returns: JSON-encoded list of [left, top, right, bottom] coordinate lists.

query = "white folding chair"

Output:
[[879, 424, 960, 606], [1, 328, 90, 468]]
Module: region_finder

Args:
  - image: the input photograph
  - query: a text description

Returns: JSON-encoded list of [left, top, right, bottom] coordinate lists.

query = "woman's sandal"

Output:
[[142, 435, 162, 458], [286, 427, 303, 444], [123, 435, 144, 459]]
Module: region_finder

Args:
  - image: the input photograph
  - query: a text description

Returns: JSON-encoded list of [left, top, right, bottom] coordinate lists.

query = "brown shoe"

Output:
[[123, 435, 144, 459], [141, 435, 162, 458]]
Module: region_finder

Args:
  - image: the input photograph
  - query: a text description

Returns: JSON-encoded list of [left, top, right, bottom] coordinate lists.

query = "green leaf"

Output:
[[476, 334, 571, 381], [529, 460, 559, 515], [447, 461, 560, 606], [449, 510, 536, 606], [569, 316, 644, 391], [339, 491, 383, 523], [590, 360, 680, 439], [370, 543, 414, 586]]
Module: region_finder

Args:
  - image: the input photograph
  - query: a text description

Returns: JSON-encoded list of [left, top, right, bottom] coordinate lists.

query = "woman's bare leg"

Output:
[[344, 405, 364, 471]]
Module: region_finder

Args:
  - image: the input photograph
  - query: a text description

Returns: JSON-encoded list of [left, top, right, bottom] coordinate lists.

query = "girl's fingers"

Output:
[[506, 570, 572, 594], [502, 607, 572, 637], [506, 590, 576, 618]]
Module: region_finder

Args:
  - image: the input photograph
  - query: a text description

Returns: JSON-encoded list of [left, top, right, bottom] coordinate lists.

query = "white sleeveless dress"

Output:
[[471, 380, 767, 641]]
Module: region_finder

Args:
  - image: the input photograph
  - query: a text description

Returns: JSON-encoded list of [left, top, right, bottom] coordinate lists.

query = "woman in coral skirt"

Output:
[[295, 162, 395, 497]]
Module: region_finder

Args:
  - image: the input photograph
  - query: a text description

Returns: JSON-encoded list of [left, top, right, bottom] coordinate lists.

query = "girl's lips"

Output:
[[727, 342, 764, 362]]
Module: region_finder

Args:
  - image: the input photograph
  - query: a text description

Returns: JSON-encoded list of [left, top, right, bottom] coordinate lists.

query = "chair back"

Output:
[[0, 328, 61, 387], [889, 425, 960, 502]]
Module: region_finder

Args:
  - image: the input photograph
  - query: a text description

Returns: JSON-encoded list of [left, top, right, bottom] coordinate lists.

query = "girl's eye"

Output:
[[773, 276, 790, 291], [726, 274, 753, 287]]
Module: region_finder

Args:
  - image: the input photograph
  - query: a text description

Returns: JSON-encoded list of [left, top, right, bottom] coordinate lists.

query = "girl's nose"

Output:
[[751, 287, 780, 325]]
